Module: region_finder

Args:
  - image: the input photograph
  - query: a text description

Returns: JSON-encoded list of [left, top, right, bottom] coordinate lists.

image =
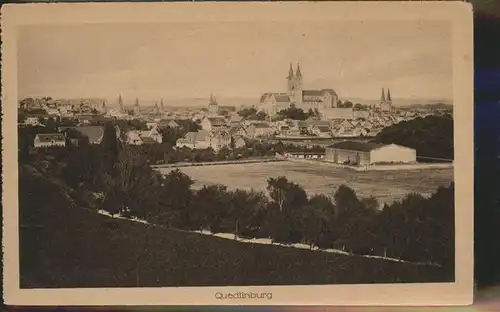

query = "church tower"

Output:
[[293, 62, 303, 106], [208, 93, 219, 115], [386, 88, 392, 107], [134, 98, 140, 116], [287, 63, 295, 95], [380, 88, 386, 107], [101, 100, 107, 114], [118, 94, 124, 113], [154, 101, 160, 115]]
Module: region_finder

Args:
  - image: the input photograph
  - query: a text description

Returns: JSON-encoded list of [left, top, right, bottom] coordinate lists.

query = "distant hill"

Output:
[[405, 103, 454, 110], [346, 98, 453, 108]]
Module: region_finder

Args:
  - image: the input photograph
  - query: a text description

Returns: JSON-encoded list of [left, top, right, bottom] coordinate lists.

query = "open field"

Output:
[[20, 169, 452, 288], [158, 161, 453, 205]]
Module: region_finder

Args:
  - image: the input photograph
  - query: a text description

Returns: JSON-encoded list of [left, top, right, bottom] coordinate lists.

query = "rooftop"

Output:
[[36, 133, 66, 143], [328, 141, 386, 152]]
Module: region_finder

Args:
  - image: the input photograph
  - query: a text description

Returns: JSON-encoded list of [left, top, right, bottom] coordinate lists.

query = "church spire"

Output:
[[296, 62, 302, 78], [154, 101, 160, 114], [134, 98, 140, 107], [386, 88, 392, 104], [287, 63, 294, 79], [118, 94, 124, 112], [380, 88, 386, 104]]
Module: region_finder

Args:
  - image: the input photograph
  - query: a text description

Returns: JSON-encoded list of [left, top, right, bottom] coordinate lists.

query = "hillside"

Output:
[[405, 103, 453, 110], [19, 165, 452, 288], [373, 115, 454, 160]]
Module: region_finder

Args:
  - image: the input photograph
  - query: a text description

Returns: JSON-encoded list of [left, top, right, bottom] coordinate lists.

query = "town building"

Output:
[[175, 129, 231, 152], [245, 123, 275, 138], [176, 131, 211, 150], [33, 133, 66, 148], [156, 119, 180, 129], [325, 141, 416, 166], [200, 116, 227, 132], [125, 125, 163, 145]]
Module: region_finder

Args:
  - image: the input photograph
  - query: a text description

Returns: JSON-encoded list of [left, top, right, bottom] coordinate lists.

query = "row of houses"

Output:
[[194, 113, 399, 141], [32, 124, 163, 148]]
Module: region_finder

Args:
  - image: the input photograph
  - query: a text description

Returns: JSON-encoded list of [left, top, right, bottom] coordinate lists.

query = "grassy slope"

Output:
[[19, 166, 453, 288]]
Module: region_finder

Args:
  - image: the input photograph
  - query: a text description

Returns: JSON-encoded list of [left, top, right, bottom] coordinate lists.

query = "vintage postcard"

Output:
[[2, 1, 473, 306]]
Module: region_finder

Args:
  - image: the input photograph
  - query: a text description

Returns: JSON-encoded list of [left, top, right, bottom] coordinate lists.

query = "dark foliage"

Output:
[[373, 115, 454, 160], [19, 119, 456, 287]]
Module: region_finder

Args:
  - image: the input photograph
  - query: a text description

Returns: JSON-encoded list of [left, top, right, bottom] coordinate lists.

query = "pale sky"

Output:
[[17, 20, 452, 102]]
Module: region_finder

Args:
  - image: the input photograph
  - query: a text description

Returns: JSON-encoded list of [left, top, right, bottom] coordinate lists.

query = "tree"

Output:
[[361, 196, 379, 212], [354, 103, 364, 111], [302, 194, 336, 248], [333, 184, 363, 217], [225, 189, 267, 237], [255, 111, 268, 121], [266, 176, 309, 243], [154, 169, 194, 227], [267, 176, 307, 212], [277, 105, 307, 121], [160, 126, 185, 146], [373, 115, 454, 160], [238, 107, 258, 118], [194, 184, 230, 233], [101, 122, 120, 175]]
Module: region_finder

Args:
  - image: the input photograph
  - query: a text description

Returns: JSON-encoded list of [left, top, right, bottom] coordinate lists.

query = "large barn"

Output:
[[325, 141, 417, 166]]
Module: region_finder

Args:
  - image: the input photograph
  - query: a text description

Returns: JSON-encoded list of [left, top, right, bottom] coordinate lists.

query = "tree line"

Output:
[[23, 122, 454, 272], [373, 114, 454, 160]]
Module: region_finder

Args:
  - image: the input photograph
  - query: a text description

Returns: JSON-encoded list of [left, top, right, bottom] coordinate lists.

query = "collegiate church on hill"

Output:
[[257, 63, 340, 117]]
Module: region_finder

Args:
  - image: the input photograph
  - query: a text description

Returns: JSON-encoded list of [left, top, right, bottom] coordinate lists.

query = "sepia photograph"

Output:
[[2, 1, 473, 306]]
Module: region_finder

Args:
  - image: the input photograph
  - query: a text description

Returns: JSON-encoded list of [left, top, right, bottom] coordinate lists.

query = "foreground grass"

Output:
[[19, 167, 453, 288]]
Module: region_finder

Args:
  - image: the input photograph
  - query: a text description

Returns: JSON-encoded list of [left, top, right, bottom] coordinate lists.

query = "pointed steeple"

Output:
[[287, 63, 294, 79], [134, 98, 140, 107], [154, 101, 160, 114], [380, 88, 386, 104], [118, 94, 124, 111], [160, 98, 164, 112], [209, 93, 218, 105], [386, 88, 392, 103], [295, 62, 302, 78]]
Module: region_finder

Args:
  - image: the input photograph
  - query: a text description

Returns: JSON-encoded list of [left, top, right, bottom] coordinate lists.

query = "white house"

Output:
[[34, 133, 66, 148], [200, 116, 227, 132]]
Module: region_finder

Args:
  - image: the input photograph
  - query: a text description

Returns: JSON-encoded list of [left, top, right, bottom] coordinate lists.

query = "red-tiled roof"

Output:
[[303, 90, 324, 96], [314, 125, 331, 132], [207, 117, 226, 126]]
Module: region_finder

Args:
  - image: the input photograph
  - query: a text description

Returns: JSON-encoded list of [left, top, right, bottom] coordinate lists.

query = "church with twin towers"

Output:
[[258, 62, 340, 117]]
